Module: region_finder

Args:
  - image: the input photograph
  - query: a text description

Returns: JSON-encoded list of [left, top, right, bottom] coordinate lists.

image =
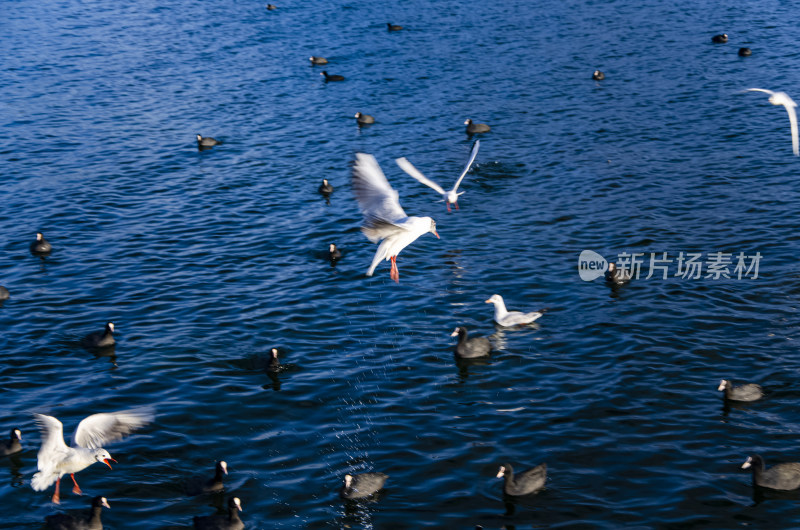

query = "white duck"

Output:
[[746, 88, 798, 156], [485, 294, 544, 326], [352, 153, 439, 282], [395, 140, 480, 212], [32, 409, 153, 503]]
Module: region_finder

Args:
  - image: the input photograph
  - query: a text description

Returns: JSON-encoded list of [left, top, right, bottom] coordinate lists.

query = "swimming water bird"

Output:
[[186, 461, 227, 496], [746, 88, 799, 156], [718, 379, 763, 402], [1, 428, 22, 457], [742, 455, 800, 490], [0, 286, 9, 300], [266, 348, 280, 372], [738, 47, 752, 56], [266, 4, 277, 9], [320, 71, 345, 82], [711, 33, 728, 43], [450, 327, 491, 359], [339, 472, 389, 499], [309, 56, 328, 65], [31, 232, 52, 255], [396, 140, 480, 212], [83, 323, 115, 349], [387, 23, 403, 31], [318, 179, 334, 195], [355, 112, 375, 125], [497, 463, 547, 496], [351, 153, 439, 282], [328, 244, 342, 261], [605, 263, 632, 284], [32, 410, 153, 504], [193, 496, 244, 530], [45, 495, 110, 530], [464, 119, 490, 134], [592, 70, 605, 80], [485, 294, 544, 326], [196, 135, 221, 150]]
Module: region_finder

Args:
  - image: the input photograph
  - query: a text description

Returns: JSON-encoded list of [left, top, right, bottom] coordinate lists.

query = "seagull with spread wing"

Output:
[[352, 153, 439, 282], [395, 140, 480, 211], [746, 88, 799, 156], [31, 409, 153, 503]]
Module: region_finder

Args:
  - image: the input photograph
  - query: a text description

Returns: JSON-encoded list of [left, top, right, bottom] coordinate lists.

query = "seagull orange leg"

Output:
[[70, 473, 82, 495], [454, 201, 459, 210], [52, 478, 61, 504], [446, 202, 451, 212], [390, 256, 399, 283]]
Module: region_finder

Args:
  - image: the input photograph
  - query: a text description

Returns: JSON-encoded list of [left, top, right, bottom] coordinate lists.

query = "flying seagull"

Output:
[[31, 409, 153, 503], [396, 140, 480, 212], [352, 153, 439, 282], [746, 88, 798, 156]]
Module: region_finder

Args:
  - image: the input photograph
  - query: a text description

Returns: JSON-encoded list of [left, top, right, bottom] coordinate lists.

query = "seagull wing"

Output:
[[72, 408, 154, 449], [353, 153, 410, 243], [451, 139, 480, 193], [747, 88, 775, 96], [33, 414, 69, 470], [395, 157, 446, 195], [782, 97, 799, 156]]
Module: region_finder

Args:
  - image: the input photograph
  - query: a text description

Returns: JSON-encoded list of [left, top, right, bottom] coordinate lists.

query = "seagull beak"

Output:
[[103, 458, 117, 469], [432, 229, 439, 239], [485, 299, 492, 303]]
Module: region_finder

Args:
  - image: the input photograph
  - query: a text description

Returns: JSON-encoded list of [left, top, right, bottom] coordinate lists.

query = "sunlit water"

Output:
[[3, 0, 800, 528]]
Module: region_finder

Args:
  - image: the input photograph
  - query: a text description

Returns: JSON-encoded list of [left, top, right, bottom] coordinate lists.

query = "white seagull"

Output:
[[352, 153, 439, 282], [746, 88, 799, 156], [31, 409, 153, 504], [395, 140, 481, 212], [485, 294, 544, 326]]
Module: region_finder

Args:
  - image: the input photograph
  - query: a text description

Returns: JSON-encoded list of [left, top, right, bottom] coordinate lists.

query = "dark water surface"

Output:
[[4, 0, 800, 527]]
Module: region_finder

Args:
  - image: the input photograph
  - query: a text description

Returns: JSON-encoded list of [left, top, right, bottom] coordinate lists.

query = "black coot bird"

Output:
[[83, 323, 115, 349], [605, 263, 632, 284], [31, 232, 52, 255], [0, 286, 9, 300], [339, 472, 389, 499], [197, 134, 222, 150], [742, 455, 800, 490], [266, 3, 277, 9], [193, 496, 244, 530], [328, 244, 342, 261], [355, 112, 375, 125], [186, 460, 228, 496], [464, 119, 490, 134], [718, 379, 763, 402], [497, 463, 547, 496], [266, 348, 280, 372], [309, 56, 328, 65], [450, 327, 491, 359], [318, 179, 334, 195], [45, 495, 110, 530], [1, 428, 22, 457], [592, 70, 605, 80], [738, 47, 752, 56], [711, 33, 728, 43], [320, 71, 345, 82], [387, 23, 403, 31]]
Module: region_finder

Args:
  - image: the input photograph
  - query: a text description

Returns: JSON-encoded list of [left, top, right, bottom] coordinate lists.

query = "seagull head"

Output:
[[485, 294, 502, 305], [428, 218, 439, 238], [95, 449, 117, 468]]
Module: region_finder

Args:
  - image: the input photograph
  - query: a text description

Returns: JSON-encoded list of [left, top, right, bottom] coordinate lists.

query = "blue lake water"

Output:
[[3, 0, 800, 527]]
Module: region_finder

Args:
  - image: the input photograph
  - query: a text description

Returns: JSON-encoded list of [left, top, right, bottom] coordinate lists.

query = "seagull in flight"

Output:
[[395, 140, 480, 212], [746, 88, 798, 156], [31, 409, 153, 503], [352, 153, 439, 282]]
